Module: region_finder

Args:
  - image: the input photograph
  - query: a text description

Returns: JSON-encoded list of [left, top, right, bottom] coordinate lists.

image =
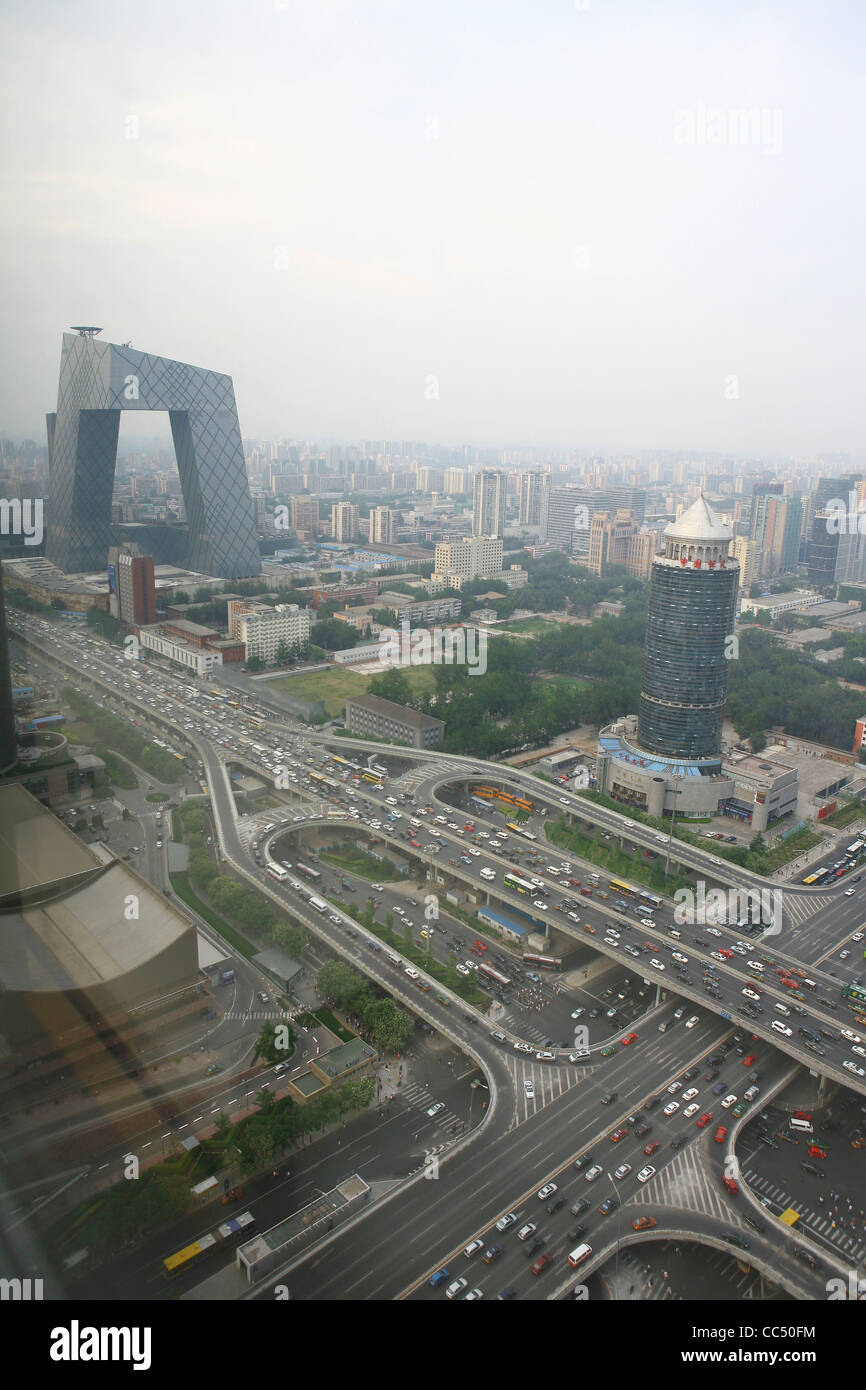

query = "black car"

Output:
[[600, 1092, 617, 1105], [677, 973, 691, 984], [634, 1120, 651, 1137], [573, 1156, 593, 1174], [524, 1236, 546, 1258], [682, 1069, 697, 1081], [723, 1231, 750, 1251], [588, 1008, 602, 1020], [670, 1136, 687, 1150], [694, 936, 710, 947], [571, 1197, 591, 1217], [497, 1287, 518, 1300], [644, 1096, 660, 1111], [704, 1070, 719, 1082], [547, 1196, 565, 1214], [567, 1223, 586, 1241], [800, 1162, 826, 1178]]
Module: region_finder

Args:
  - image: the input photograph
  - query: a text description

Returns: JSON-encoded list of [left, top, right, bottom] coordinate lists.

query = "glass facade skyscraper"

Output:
[[46, 331, 260, 578], [637, 496, 739, 760]]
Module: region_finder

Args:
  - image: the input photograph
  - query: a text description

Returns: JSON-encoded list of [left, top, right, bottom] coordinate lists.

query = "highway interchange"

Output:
[[11, 612, 866, 1299]]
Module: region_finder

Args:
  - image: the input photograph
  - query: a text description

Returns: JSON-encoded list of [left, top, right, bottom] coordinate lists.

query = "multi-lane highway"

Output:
[[11, 611, 866, 1299]]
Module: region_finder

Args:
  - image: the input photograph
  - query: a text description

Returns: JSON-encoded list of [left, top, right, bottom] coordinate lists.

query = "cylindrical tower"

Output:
[[637, 495, 739, 760]]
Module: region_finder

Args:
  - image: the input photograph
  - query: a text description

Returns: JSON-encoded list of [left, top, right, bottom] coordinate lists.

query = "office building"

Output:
[[433, 536, 503, 580], [227, 599, 312, 664], [290, 497, 320, 533], [107, 544, 156, 625], [345, 693, 445, 749], [472, 469, 506, 538], [444, 468, 469, 494], [46, 329, 259, 578]]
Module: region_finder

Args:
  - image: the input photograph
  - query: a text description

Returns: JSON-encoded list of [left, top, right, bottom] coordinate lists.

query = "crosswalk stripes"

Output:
[[394, 1080, 462, 1133], [743, 1167, 865, 1259], [630, 1143, 747, 1226], [781, 893, 833, 928], [503, 1056, 586, 1129]]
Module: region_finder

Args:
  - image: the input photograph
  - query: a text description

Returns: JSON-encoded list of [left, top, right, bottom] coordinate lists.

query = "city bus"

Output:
[[522, 953, 563, 970], [638, 890, 663, 911], [512, 797, 533, 812], [471, 795, 493, 814], [362, 772, 383, 785], [478, 961, 511, 988], [163, 1232, 218, 1279], [296, 863, 321, 881], [802, 868, 830, 885], [504, 872, 536, 895], [267, 864, 288, 882], [842, 983, 866, 1009], [505, 822, 536, 840], [608, 878, 638, 899], [846, 840, 864, 856]]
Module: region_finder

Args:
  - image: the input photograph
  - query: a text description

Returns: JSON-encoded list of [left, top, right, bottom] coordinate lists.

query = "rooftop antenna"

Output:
[[70, 326, 102, 338]]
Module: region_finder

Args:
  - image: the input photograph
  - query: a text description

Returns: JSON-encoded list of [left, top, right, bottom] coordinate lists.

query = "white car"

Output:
[[560, 797, 570, 804], [683, 1103, 700, 1118], [682, 1088, 699, 1101], [514, 1042, 533, 1054], [571, 1007, 585, 1020], [613, 1163, 632, 1180], [585, 1164, 604, 1182], [771, 1021, 792, 1037], [655, 835, 668, 844], [840, 950, 851, 960], [845, 888, 856, 897], [517, 1223, 537, 1241], [852, 1045, 866, 1059], [685, 1016, 699, 1030], [742, 988, 761, 1002], [650, 958, 665, 971], [533, 900, 548, 910], [666, 1081, 681, 1094], [426, 1101, 445, 1117], [843, 1061, 866, 1076], [624, 819, 635, 828], [537, 1182, 558, 1201], [524, 1080, 535, 1099], [672, 952, 689, 964], [463, 1239, 484, 1259], [637, 1165, 655, 1183], [463, 1288, 483, 1301], [710, 951, 726, 961], [536, 1050, 555, 1061], [468, 847, 481, 856], [747, 960, 764, 972], [663, 1100, 680, 1115], [446, 1277, 469, 1299], [721, 1094, 737, 1109], [840, 1029, 863, 1043], [495, 1213, 518, 1232], [705, 927, 721, 938], [852, 932, 864, 942], [569, 1049, 591, 1061]]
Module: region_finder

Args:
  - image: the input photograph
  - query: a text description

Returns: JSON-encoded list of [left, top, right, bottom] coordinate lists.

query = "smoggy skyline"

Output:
[[2, 0, 864, 455]]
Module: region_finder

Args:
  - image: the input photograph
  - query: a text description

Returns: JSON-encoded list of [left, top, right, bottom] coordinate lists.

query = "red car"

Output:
[[719, 948, 733, 958], [531, 1253, 553, 1275], [610, 1126, 629, 1143], [714, 1126, 728, 1144], [807, 1145, 827, 1159], [696, 1112, 713, 1128], [622, 1033, 638, 1046], [794, 1110, 812, 1121], [742, 1055, 756, 1067], [410, 839, 421, 848], [643, 1141, 660, 1156], [722, 1175, 739, 1194], [782, 978, 798, 989]]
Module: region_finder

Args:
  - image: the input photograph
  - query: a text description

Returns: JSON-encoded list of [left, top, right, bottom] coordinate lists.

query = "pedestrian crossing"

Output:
[[506, 1056, 587, 1128], [396, 1080, 464, 1135], [630, 1144, 747, 1226], [742, 1167, 866, 1260], [778, 893, 834, 929]]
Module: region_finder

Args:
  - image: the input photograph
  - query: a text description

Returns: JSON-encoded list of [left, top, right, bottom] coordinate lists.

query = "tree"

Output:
[[274, 639, 291, 667], [246, 656, 264, 672], [214, 1111, 232, 1139]]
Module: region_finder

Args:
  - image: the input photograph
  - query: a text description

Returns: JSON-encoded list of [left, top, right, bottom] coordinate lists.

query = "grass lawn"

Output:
[[270, 664, 436, 718]]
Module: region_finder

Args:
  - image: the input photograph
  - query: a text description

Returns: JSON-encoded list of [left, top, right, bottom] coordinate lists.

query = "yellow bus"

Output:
[[163, 1232, 218, 1278]]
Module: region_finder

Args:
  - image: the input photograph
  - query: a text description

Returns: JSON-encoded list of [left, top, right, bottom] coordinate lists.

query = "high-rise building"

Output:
[[0, 563, 18, 769], [637, 496, 739, 760], [444, 468, 468, 494], [330, 502, 360, 542], [417, 467, 444, 492], [433, 535, 503, 580], [586, 512, 657, 580], [472, 469, 506, 537], [369, 507, 399, 544], [542, 485, 581, 551], [107, 544, 156, 625], [46, 330, 259, 578], [519, 471, 549, 526], [289, 497, 320, 533]]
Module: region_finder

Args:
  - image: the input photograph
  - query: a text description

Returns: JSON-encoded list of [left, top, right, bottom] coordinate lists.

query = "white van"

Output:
[[789, 1117, 813, 1135], [568, 1243, 593, 1268], [479, 867, 496, 881], [744, 1085, 759, 1101], [774, 1002, 791, 1017]]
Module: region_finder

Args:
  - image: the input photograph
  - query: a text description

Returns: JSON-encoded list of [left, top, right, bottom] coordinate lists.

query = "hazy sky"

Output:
[[2, 0, 864, 455]]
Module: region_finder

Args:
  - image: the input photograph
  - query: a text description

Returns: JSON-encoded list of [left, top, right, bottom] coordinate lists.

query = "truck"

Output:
[[220, 969, 235, 985]]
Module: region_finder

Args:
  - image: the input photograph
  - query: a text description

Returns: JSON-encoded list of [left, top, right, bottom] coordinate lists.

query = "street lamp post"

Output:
[[664, 779, 683, 880], [608, 1174, 622, 1290]]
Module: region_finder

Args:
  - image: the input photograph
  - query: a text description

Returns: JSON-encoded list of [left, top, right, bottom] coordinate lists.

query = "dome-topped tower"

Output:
[[637, 495, 739, 760]]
